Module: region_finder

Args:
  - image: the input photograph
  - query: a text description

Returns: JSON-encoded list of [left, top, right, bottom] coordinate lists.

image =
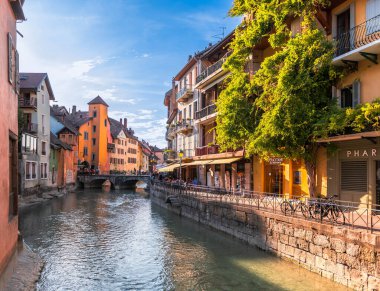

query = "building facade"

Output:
[[0, 0, 25, 275], [19, 73, 55, 195]]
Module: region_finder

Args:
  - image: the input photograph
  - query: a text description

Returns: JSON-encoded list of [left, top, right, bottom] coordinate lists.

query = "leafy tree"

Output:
[[216, 0, 341, 197]]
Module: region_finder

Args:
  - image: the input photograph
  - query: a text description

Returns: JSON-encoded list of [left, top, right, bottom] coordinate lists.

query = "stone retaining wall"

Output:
[[151, 186, 380, 290]]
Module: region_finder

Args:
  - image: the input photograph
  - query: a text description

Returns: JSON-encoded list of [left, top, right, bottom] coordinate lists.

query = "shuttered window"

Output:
[[8, 33, 13, 84], [353, 80, 361, 107], [340, 160, 368, 192]]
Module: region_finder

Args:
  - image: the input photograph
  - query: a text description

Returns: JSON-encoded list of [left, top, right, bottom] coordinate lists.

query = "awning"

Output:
[[158, 163, 180, 172], [182, 160, 213, 166], [207, 157, 242, 165], [317, 131, 380, 143]]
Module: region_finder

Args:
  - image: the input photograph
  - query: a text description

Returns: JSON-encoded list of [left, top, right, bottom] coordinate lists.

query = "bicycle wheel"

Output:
[[309, 202, 322, 220], [281, 201, 293, 216], [332, 205, 346, 225], [300, 203, 311, 218]]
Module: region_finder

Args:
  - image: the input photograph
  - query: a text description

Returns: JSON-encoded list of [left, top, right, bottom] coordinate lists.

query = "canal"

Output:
[[19, 190, 348, 290]]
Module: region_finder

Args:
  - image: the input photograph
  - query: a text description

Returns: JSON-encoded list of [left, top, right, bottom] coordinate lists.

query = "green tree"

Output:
[[216, 0, 341, 197]]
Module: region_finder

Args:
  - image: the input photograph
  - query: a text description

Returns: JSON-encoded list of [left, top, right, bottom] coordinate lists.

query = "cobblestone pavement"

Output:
[[0, 242, 44, 291]]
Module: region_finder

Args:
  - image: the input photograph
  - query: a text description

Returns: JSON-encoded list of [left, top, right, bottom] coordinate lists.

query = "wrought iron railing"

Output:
[[196, 51, 232, 84], [195, 104, 216, 120], [152, 182, 380, 233], [176, 85, 193, 100], [19, 98, 37, 108], [24, 123, 38, 133], [335, 14, 380, 57], [176, 119, 193, 132]]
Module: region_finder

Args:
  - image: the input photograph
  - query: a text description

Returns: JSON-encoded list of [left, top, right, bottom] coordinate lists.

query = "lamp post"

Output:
[[178, 150, 184, 184]]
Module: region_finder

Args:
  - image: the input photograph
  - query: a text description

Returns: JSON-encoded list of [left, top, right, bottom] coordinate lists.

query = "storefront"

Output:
[[324, 135, 380, 206]]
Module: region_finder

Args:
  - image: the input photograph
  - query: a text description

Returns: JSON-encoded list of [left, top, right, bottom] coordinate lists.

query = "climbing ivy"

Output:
[[216, 0, 341, 196]]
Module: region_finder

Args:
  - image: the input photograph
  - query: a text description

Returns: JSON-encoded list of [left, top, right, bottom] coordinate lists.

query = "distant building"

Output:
[[19, 73, 55, 196], [0, 0, 26, 276]]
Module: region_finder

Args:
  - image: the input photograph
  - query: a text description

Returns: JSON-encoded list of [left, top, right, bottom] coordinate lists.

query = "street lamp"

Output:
[[178, 150, 184, 184]]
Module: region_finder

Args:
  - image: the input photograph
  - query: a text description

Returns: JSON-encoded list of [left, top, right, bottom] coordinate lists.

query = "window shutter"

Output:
[[353, 80, 361, 107], [8, 33, 13, 84], [335, 88, 342, 108], [341, 160, 368, 192], [15, 50, 19, 93]]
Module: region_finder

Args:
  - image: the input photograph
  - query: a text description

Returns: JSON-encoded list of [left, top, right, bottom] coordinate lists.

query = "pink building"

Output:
[[0, 0, 26, 275]]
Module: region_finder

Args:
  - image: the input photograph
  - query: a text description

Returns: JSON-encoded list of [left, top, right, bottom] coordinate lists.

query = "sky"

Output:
[[17, 0, 240, 148]]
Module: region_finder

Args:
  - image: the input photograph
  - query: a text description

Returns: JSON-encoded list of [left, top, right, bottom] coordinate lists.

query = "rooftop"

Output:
[[88, 95, 109, 107]]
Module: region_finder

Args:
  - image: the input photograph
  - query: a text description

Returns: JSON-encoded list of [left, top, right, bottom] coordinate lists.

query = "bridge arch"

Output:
[[86, 178, 115, 190]]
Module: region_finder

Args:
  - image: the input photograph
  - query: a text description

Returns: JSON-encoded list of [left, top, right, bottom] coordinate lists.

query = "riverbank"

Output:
[[19, 185, 76, 211], [150, 184, 380, 290], [0, 241, 44, 291]]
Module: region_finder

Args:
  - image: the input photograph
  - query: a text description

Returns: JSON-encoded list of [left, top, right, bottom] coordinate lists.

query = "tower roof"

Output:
[[87, 95, 109, 107]]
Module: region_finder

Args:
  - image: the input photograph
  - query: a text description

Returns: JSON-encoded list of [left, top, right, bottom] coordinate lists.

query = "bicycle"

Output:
[[280, 197, 310, 218], [309, 195, 345, 225]]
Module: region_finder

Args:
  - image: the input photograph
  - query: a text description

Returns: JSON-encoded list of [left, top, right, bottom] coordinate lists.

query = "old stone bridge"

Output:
[[77, 174, 151, 190]]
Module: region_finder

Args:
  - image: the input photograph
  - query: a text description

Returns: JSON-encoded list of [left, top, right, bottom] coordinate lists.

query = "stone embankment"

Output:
[[151, 185, 380, 290]]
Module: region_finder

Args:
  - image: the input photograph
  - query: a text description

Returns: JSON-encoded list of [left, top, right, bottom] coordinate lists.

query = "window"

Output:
[[92, 138, 96, 146], [189, 105, 192, 120], [84, 131, 89, 140], [193, 101, 198, 119], [294, 171, 302, 185], [42, 94, 45, 105], [84, 147, 88, 156], [40, 163, 48, 179], [92, 153, 96, 161], [42, 115, 46, 135], [26, 161, 37, 180], [341, 160, 368, 192], [9, 134, 18, 220], [367, 0, 380, 34], [105, 119, 107, 127], [41, 141, 47, 155], [93, 110, 97, 118], [93, 125, 96, 133], [41, 85, 44, 91]]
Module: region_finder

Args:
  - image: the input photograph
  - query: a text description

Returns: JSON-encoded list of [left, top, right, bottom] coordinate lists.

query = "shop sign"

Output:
[[269, 157, 283, 165], [346, 149, 378, 158]]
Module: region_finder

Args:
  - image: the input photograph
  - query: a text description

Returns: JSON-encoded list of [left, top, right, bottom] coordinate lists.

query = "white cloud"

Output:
[[84, 88, 136, 104]]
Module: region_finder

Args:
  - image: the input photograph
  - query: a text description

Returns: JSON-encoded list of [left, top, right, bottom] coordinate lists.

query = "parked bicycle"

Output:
[[280, 197, 311, 218], [309, 195, 345, 225]]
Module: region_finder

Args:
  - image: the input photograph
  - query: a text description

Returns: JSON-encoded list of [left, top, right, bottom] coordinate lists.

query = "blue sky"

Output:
[[18, 0, 240, 148]]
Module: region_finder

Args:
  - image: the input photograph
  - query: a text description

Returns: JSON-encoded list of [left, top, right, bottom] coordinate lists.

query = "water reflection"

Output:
[[19, 190, 348, 291]]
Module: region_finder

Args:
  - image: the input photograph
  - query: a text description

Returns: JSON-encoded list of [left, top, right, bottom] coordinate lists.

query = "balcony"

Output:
[[196, 145, 220, 156], [176, 119, 194, 135], [19, 98, 37, 110], [166, 126, 177, 140], [195, 51, 231, 89], [195, 104, 216, 120], [176, 85, 193, 102], [165, 150, 177, 161], [333, 14, 380, 64], [23, 123, 38, 134]]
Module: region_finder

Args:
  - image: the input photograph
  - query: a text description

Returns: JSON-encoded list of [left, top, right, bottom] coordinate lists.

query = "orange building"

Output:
[[68, 96, 112, 173], [0, 0, 25, 276], [109, 118, 129, 173]]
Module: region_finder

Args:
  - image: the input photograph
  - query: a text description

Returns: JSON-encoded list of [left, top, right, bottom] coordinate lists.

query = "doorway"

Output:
[[265, 165, 284, 194], [336, 9, 351, 54]]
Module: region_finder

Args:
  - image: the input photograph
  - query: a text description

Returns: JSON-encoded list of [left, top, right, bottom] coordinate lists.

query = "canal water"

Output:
[[19, 190, 348, 291]]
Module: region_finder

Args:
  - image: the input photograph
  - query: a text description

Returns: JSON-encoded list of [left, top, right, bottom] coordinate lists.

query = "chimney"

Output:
[[72, 105, 77, 114], [124, 118, 127, 128], [120, 118, 122, 124]]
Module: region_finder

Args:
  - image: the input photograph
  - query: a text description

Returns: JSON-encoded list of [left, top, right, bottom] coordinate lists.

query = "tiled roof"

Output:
[[66, 111, 92, 128], [50, 132, 72, 151], [20, 72, 55, 100], [88, 95, 109, 107], [109, 118, 125, 139]]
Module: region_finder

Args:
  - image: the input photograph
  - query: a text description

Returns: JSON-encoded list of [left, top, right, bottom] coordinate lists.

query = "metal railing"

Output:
[[195, 145, 219, 156], [19, 98, 37, 108], [152, 181, 380, 233], [196, 51, 232, 84], [24, 123, 38, 133], [195, 104, 216, 120], [335, 14, 380, 57], [176, 85, 193, 101], [176, 119, 194, 132]]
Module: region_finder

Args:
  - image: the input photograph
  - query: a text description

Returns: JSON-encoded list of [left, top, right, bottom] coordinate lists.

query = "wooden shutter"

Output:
[[8, 33, 13, 84], [341, 160, 368, 192], [353, 80, 361, 107], [15, 50, 20, 93]]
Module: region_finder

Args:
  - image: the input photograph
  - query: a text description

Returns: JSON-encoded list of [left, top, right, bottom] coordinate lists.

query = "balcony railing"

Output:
[[196, 51, 232, 84], [24, 123, 38, 134], [176, 119, 194, 133], [176, 85, 193, 102], [335, 14, 380, 57], [195, 104, 216, 120], [19, 98, 37, 109], [196, 145, 220, 156]]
